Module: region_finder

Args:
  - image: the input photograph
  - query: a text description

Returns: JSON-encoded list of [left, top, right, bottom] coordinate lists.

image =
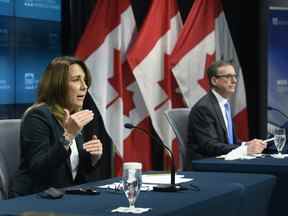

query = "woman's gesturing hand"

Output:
[[83, 135, 103, 156], [63, 109, 94, 138]]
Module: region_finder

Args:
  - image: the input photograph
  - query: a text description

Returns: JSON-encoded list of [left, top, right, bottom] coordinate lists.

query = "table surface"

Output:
[[192, 156, 288, 216], [191, 156, 288, 174], [0, 172, 276, 216]]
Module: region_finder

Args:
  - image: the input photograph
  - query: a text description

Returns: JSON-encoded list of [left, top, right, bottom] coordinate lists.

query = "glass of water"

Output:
[[122, 162, 142, 209], [274, 128, 286, 158]]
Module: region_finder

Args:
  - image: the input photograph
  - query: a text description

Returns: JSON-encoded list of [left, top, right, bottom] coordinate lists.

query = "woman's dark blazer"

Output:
[[10, 105, 93, 196]]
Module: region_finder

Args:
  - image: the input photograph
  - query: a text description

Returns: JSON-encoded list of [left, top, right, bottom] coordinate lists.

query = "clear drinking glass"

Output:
[[122, 162, 142, 209], [274, 128, 286, 158]]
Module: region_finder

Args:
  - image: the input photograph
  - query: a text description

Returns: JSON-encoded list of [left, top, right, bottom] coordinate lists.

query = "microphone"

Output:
[[124, 123, 184, 192], [267, 106, 288, 121]]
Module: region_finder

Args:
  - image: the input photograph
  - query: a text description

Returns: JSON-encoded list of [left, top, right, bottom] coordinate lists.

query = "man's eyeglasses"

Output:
[[214, 74, 238, 80]]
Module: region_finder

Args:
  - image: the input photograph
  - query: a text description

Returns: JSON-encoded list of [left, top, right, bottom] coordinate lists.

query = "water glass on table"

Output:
[[273, 128, 286, 159], [122, 162, 142, 209]]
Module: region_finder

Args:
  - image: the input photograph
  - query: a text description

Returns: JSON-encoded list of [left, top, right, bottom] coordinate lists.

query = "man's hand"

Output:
[[246, 139, 267, 154]]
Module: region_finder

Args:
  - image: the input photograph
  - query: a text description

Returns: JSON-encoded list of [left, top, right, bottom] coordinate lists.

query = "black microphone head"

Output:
[[124, 123, 134, 129], [267, 106, 273, 110]]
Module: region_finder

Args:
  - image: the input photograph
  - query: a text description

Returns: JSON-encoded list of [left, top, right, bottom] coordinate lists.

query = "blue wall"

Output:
[[0, 0, 61, 118]]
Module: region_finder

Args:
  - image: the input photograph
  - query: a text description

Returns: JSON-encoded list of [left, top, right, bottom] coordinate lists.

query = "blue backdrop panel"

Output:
[[0, 0, 13, 16], [0, 0, 61, 118], [15, 0, 61, 21], [0, 16, 14, 104], [15, 18, 61, 103], [267, 7, 288, 130]]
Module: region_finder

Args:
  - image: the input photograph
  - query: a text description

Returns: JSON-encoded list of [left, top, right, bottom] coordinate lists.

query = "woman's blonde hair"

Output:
[[26, 56, 91, 121]]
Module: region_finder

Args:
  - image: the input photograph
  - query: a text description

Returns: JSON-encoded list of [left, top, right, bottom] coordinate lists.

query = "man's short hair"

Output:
[[207, 59, 235, 86]]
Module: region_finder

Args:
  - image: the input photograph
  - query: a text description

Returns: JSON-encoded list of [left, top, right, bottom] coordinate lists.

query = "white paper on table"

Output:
[[97, 182, 156, 191], [141, 174, 193, 184], [224, 154, 257, 160], [97, 182, 121, 189], [112, 207, 151, 214], [98, 174, 192, 191], [270, 154, 288, 159], [216, 154, 226, 159], [217, 153, 264, 160]]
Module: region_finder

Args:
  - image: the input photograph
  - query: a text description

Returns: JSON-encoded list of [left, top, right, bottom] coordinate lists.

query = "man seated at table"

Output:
[[186, 60, 266, 167]]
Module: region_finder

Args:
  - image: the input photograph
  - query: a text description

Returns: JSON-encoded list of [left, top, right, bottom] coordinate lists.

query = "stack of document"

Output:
[[98, 174, 193, 192], [142, 173, 192, 184]]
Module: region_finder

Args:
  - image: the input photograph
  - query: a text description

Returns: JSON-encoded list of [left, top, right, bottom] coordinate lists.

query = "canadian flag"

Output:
[[170, 0, 248, 139], [127, 0, 183, 167], [75, 0, 152, 176]]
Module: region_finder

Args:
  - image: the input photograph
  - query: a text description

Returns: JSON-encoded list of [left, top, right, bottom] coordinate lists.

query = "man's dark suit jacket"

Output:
[[10, 105, 94, 196], [186, 91, 239, 168]]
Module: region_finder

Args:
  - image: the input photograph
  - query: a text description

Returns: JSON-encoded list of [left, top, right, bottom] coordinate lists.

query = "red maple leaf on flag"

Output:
[[155, 54, 172, 110], [107, 49, 135, 116], [156, 54, 186, 110], [198, 53, 215, 92]]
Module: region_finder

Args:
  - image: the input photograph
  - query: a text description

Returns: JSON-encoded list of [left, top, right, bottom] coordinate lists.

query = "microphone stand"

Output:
[[267, 106, 288, 121], [124, 124, 185, 192]]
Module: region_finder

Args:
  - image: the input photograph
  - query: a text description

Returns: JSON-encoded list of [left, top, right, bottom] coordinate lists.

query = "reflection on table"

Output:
[[0, 172, 275, 216], [192, 156, 288, 216]]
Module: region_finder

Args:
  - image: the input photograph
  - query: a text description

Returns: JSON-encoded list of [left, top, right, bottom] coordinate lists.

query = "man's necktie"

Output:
[[224, 102, 234, 144]]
